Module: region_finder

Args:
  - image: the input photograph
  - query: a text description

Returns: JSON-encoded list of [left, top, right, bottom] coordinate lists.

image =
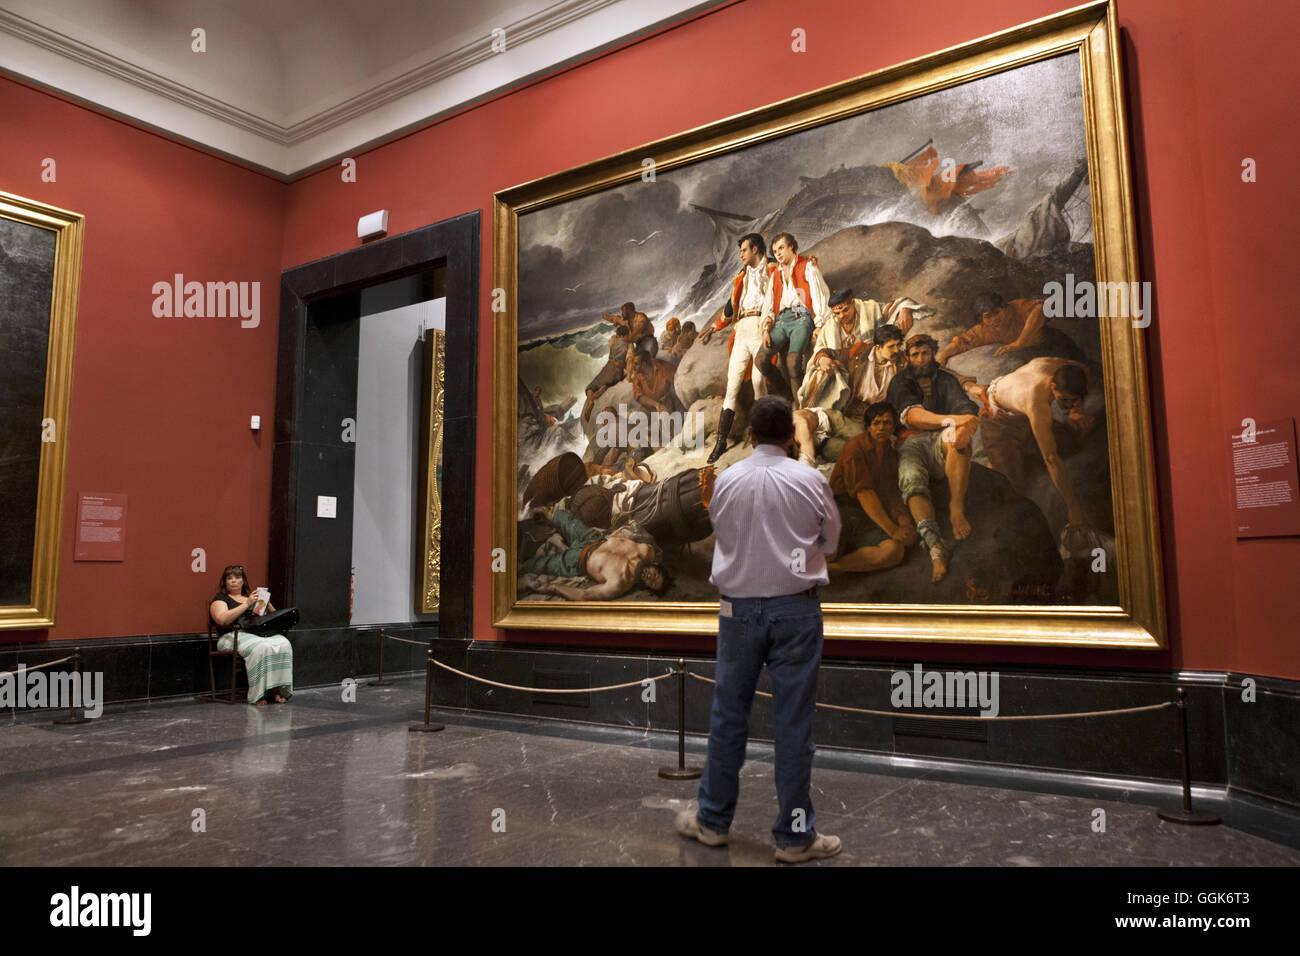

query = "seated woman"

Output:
[[209, 564, 293, 706]]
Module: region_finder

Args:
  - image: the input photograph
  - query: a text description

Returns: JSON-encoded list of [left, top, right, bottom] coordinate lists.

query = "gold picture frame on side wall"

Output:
[[0, 191, 84, 630], [417, 327, 446, 614], [492, 1, 1164, 648]]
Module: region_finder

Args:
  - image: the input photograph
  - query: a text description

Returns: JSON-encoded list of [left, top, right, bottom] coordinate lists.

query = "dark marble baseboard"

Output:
[[0, 623, 436, 707], [420, 640, 1300, 816], [4, 631, 1296, 826]]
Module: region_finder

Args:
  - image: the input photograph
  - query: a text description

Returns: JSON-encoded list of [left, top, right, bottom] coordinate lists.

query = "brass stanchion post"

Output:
[[53, 647, 92, 725], [368, 630, 392, 686], [1157, 688, 1220, 825], [408, 648, 444, 733], [659, 658, 701, 780]]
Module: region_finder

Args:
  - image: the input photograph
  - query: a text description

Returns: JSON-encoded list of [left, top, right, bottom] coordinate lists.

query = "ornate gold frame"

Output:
[[0, 191, 84, 630], [492, 1, 1164, 648], [417, 328, 446, 614]]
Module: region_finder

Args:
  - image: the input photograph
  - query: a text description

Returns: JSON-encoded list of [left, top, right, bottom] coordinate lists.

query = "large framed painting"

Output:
[[0, 191, 84, 630], [492, 1, 1164, 648]]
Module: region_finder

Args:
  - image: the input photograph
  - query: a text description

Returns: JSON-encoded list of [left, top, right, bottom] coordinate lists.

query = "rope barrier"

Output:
[[380, 634, 429, 648], [427, 657, 675, 695], [0, 655, 74, 678], [409, 651, 1212, 824], [687, 671, 1175, 721]]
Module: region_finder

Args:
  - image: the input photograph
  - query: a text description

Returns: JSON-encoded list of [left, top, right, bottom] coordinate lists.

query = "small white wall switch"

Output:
[[317, 495, 337, 518], [358, 210, 389, 241], [250, 415, 261, 430]]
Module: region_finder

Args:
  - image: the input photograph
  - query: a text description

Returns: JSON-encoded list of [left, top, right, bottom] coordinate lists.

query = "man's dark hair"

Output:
[[862, 401, 898, 431], [1052, 364, 1088, 398], [971, 291, 1006, 321], [748, 395, 795, 444], [638, 561, 672, 596], [738, 232, 766, 258], [905, 333, 940, 355], [873, 324, 904, 347], [771, 231, 798, 253]]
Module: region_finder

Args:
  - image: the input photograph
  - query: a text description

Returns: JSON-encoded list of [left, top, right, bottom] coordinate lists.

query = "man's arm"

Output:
[[855, 488, 899, 537], [1027, 396, 1084, 526], [548, 560, 629, 601], [937, 326, 978, 366], [996, 300, 1046, 355], [816, 476, 842, 557], [806, 261, 831, 328]]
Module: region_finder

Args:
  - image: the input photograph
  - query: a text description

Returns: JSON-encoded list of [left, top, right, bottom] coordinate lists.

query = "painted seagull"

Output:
[[626, 230, 661, 245], [564, 283, 583, 293]]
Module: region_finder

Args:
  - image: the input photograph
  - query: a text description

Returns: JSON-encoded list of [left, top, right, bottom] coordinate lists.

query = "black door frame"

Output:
[[270, 212, 479, 642]]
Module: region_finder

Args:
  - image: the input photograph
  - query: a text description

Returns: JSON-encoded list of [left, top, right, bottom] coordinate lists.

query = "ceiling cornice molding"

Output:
[[283, 0, 622, 143], [0, 6, 283, 140], [0, 0, 717, 176]]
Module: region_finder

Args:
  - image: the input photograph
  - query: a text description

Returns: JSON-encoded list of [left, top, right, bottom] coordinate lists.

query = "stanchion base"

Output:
[[367, 679, 393, 686], [658, 767, 702, 780], [53, 715, 91, 725], [1157, 807, 1221, 825], [408, 723, 445, 733]]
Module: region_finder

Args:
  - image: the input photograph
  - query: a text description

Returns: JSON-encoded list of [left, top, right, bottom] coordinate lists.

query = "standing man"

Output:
[[675, 396, 844, 863], [582, 318, 631, 422], [701, 233, 776, 465], [757, 232, 830, 401]]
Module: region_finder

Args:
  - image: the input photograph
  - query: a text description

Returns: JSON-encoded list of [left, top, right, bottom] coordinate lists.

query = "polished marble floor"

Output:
[[1, 683, 1297, 866]]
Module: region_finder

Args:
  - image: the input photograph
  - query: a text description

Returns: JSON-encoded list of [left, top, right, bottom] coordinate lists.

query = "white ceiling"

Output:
[[0, 0, 715, 177]]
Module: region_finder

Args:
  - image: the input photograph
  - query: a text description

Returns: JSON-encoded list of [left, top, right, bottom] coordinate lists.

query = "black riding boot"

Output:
[[707, 407, 735, 465]]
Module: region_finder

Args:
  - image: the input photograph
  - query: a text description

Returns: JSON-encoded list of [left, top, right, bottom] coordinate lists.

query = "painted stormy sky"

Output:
[[517, 52, 1088, 341]]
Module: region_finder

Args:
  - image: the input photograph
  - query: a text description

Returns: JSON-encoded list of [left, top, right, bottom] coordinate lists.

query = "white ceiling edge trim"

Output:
[[0, 0, 717, 179], [283, 0, 715, 175], [0, 24, 289, 171]]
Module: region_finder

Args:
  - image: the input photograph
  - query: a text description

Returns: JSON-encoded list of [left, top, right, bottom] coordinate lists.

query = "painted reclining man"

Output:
[[525, 508, 670, 601]]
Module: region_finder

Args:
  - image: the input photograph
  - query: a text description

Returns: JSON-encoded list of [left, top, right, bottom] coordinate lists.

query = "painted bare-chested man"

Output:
[[525, 509, 670, 600], [969, 357, 1097, 528]]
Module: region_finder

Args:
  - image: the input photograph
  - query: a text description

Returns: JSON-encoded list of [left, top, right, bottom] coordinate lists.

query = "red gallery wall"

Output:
[[0, 77, 285, 643], [3, 0, 1297, 681]]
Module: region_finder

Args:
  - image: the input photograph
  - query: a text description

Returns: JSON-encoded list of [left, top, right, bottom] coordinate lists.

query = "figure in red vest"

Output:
[[700, 232, 777, 465], [757, 232, 830, 403]]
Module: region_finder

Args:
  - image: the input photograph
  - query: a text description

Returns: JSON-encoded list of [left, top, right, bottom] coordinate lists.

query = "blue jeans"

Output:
[[696, 592, 823, 847]]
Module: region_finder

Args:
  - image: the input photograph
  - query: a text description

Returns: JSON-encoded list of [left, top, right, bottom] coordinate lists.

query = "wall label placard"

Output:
[[75, 493, 128, 561], [1232, 418, 1299, 539]]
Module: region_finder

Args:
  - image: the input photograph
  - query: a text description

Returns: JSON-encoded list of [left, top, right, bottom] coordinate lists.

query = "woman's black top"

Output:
[[211, 593, 246, 636]]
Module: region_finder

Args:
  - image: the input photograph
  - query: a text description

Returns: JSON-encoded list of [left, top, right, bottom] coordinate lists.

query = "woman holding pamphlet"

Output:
[[209, 564, 294, 705]]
